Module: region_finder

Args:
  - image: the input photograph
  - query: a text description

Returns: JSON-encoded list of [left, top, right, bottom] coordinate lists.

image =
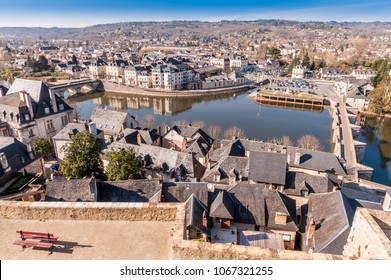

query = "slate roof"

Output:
[[52, 122, 103, 140], [97, 179, 161, 202], [107, 142, 203, 179], [119, 128, 160, 145], [0, 85, 8, 96], [284, 172, 334, 196], [209, 190, 235, 219], [162, 182, 209, 205], [287, 146, 346, 176], [3, 78, 72, 120], [185, 194, 209, 237], [304, 191, 354, 254], [45, 177, 96, 202], [203, 155, 249, 184], [90, 108, 138, 136], [0, 136, 35, 176], [248, 151, 287, 185], [227, 183, 298, 232]]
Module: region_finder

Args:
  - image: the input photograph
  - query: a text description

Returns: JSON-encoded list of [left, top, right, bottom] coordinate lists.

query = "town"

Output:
[[0, 19, 390, 260]]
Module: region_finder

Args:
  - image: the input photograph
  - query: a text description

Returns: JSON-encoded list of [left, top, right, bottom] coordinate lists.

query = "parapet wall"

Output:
[[0, 201, 177, 222]]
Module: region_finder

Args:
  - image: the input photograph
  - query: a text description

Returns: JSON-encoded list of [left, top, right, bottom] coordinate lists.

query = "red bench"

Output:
[[14, 230, 59, 252], [13, 239, 54, 249], [16, 230, 59, 242]]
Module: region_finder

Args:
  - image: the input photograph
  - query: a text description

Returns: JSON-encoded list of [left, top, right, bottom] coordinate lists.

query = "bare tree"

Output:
[[280, 135, 293, 146], [297, 134, 323, 151], [191, 120, 205, 128], [268, 135, 293, 146], [141, 114, 155, 130], [172, 119, 189, 126], [223, 126, 246, 140], [72, 103, 82, 122], [206, 125, 222, 148]]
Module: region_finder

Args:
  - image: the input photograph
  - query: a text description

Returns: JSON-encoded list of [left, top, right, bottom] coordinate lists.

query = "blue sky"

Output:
[[1, 0, 390, 27]]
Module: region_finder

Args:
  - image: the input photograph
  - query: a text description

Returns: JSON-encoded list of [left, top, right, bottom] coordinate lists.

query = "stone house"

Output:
[[0, 79, 74, 144]]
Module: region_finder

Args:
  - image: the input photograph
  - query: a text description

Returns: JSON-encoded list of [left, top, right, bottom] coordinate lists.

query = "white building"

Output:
[[105, 60, 129, 83], [352, 68, 377, 80], [0, 79, 74, 144], [292, 65, 306, 79]]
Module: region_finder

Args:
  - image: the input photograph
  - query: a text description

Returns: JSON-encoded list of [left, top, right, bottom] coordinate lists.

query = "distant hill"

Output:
[[1, 20, 391, 40]]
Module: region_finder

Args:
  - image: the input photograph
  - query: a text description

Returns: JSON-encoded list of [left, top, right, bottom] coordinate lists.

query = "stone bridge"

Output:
[[49, 79, 104, 98]]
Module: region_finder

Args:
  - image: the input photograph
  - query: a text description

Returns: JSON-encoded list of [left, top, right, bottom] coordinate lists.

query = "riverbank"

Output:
[[102, 80, 255, 97], [358, 110, 391, 119]]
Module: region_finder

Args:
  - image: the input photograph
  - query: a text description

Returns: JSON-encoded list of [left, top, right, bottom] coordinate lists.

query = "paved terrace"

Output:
[[0, 201, 178, 260]]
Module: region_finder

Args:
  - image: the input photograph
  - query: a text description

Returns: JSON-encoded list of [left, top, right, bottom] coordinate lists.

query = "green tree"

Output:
[[302, 52, 311, 68], [31, 137, 54, 157], [60, 131, 105, 179], [71, 54, 78, 65], [287, 57, 300, 74], [105, 147, 142, 181], [371, 59, 390, 87], [267, 47, 281, 60]]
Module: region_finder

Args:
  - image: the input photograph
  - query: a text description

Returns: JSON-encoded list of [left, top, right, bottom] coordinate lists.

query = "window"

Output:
[[282, 234, 291, 242], [44, 107, 50, 115], [59, 104, 64, 111], [61, 115, 68, 126], [28, 129, 34, 137], [25, 114, 30, 121], [47, 119, 54, 132]]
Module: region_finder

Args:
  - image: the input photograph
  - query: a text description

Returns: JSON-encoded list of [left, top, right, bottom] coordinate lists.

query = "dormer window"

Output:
[[25, 114, 30, 121], [59, 104, 64, 111], [44, 107, 50, 114], [275, 212, 288, 225]]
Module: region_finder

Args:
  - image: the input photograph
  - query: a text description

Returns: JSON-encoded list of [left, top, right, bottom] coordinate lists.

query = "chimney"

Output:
[[383, 189, 391, 211], [306, 216, 316, 240], [158, 126, 162, 136], [137, 133, 142, 145], [287, 152, 291, 165], [294, 149, 301, 165], [49, 90, 58, 113], [88, 122, 97, 136], [20, 91, 34, 119], [0, 152, 10, 173], [245, 150, 250, 157], [26, 142, 34, 159]]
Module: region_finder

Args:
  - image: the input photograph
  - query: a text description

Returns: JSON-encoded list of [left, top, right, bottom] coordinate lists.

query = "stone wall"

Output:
[[0, 201, 177, 222], [343, 208, 391, 260]]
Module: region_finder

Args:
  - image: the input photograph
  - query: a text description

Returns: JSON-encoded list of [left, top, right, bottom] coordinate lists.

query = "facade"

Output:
[[105, 60, 129, 83], [89, 59, 107, 79], [152, 64, 194, 90], [292, 65, 306, 79], [0, 79, 74, 144], [52, 122, 104, 160], [352, 68, 377, 80]]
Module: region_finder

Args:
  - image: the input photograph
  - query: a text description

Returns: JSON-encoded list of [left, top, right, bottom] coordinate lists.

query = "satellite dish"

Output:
[[63, 90, 70, 99]]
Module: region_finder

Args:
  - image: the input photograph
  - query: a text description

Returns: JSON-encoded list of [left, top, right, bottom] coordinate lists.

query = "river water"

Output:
[[65, 90, 391, 185]]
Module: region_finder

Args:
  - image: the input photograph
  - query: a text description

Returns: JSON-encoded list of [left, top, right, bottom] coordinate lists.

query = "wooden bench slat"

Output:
[[21, 234, 59, 241], [14, 240, 53, 249], [16, 230, 56, 237]]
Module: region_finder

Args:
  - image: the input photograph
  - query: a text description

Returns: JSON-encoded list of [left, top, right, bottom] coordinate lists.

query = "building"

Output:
[[209, 183, 298, 249], [343, 208, 391, 259], [352, 68, 377, 80], [89, 59, 108, 79], [97, 179, 162, 202], [151, 63, 197, 90], [105, 60, 129, 83], [45, 176, 97, 202], [0, 136, 35, 177], [52, 122, 104, 160], [0, 79, 74, 144], [300, 191, 354, 255], [90, 108, 139, 140], [292, 65, 306, 79]]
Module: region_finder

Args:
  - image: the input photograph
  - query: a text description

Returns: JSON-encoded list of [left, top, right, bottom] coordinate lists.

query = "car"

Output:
[[50, 163, 60, 171]]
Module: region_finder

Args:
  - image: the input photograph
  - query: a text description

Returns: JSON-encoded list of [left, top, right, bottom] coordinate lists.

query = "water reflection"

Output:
[[69, 91, 245, 116], [357, 115, 391, 185]]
